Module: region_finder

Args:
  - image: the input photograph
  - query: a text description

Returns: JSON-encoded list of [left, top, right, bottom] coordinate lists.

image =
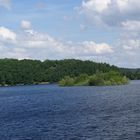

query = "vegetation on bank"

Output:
[[59, 71, 129, 86], [121, 68, 140, 80], [0, 59, 119, 86], [0, 58, 138, 86]]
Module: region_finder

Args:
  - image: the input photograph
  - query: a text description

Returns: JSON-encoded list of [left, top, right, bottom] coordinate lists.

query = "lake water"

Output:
[[0, 81, 140, 140]]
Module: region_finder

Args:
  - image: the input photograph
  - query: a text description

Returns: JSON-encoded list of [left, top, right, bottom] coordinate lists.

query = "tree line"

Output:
[[0, 59, 139, 86]]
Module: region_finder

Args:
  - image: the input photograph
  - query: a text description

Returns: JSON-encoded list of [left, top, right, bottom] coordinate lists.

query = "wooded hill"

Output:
[[0, 59, 139, 86]]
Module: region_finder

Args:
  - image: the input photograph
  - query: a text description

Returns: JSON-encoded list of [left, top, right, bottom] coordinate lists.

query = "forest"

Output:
[[0, 59, 139, 86]]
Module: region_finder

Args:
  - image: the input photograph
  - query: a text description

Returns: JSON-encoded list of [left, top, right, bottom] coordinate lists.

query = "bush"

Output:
[[59, 76, 75, 86], [59, 71, 129, 86], [74, 74, 89, 83], [88, 75, 104, 86]]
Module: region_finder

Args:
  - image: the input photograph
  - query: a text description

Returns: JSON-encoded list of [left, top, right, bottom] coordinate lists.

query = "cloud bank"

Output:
[[78, 0, 140, 27], [76, 0, 140, 67], [0, 21, 113, 61]]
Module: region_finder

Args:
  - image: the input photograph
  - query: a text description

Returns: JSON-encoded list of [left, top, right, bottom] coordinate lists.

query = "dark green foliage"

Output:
[[0, 58, 132, 86], [0, 59, 44, 86], [74, 74, 89, 84], [88, 74, 105, 86], [120, 68, 140, 80]]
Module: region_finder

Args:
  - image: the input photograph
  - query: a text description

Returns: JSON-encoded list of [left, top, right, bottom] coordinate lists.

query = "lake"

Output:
[[0, 81, 140, 140]]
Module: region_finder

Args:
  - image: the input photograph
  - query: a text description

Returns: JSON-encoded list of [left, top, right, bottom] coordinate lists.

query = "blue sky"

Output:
[[0, 0, 140, 68]]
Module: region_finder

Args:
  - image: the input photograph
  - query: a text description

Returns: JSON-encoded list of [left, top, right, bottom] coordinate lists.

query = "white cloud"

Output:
[[21, 20, 31, 30], [0, 0, 11, 10], [81, 0, 111, 13], [121, 39, 140, 50], [78, 41, 113, 55], [0, 26, 113, 60], [122, 20, 140, 31], [0, 26, 16, 41], [78, 0, 140, 27]]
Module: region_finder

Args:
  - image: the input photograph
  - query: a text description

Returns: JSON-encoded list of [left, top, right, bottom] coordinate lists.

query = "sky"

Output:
[[0, 0, 140, 68]]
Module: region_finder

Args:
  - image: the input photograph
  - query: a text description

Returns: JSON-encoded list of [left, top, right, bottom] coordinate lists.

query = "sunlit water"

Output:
[[0, 81, 140, 140]]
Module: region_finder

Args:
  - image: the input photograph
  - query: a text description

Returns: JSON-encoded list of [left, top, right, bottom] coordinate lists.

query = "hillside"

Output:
[[0, 58, 139, 86]]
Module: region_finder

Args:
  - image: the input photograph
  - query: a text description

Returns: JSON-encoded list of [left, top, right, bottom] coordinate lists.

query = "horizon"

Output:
[[0, 0, 140, 68], [0, 57, 139, 69]]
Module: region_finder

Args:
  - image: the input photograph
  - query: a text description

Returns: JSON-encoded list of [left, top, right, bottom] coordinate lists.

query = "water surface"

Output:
[[0, 81, 140, 140]]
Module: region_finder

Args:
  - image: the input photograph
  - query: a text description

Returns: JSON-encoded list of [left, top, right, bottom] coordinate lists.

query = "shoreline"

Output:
[[0, 82, 50, 87]]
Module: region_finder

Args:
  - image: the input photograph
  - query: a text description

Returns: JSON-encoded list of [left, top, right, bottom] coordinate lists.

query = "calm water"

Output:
[[0, 81, 140, 140]]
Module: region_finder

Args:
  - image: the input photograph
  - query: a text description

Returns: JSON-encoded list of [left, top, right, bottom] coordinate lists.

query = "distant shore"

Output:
[[0, 59, 138, 87], [0, 82, 50, 87]]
